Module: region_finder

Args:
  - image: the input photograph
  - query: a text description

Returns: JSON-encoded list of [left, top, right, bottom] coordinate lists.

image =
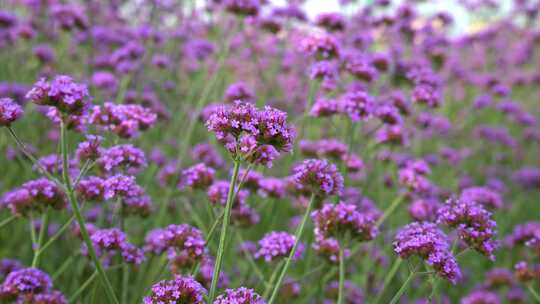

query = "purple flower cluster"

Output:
[[1, 178, 66, 215], [206, 101, 294, 167], [207, 180, 249, 206], [460, 187, 504, 210], [0, 97, 23, 126], [214, 287, 265, 304], [311, 202, 378, 242], [437, 198, 498, 260], [178, 163, 216, 190], [299, 32, 340, 60], [255, 231, 304, 262], [75, 135, 104, 162], [191, 143, 225, 169], [0, 267, 65, 303], [85, 228, 145, 265], [461, 290, 500, 304], [26, 75, 89, 115], [90, 102, 157, 138], [144, 224, 206, 269], [97, 144, 147, 173], [291, 159, 343, 198], [144, 275, 206, 304], [393, 222, 461, 283]]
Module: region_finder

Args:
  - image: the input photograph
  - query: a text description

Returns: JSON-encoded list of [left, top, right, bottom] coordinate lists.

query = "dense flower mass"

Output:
[[437, 198, 498, 260], [0, 97, 23, 126], [90, 102, 157, 138], [85, 228, 144, 265], [26, 75, 89, 115], [214, 287, 265, 304], [206, 101, 294, 167], [1, 178, 66, 215], [311, 202, 378, 242], [292, 159, 343, 197], [144, 275, 206, 304], [255, 231, 304, 262], [394, 222, 461, 283]]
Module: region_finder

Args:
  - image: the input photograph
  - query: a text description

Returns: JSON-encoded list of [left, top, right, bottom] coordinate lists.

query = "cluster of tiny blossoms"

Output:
[[255, 231, 304, 262], [291, 159, 344, 198], [0, 267, 66, 303], [144, 275, 206, 304], [206, 101, 294, 167], [311, 202, 378, 242]]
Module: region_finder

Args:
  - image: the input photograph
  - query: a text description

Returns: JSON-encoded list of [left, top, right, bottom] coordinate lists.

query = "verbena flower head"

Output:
[[257, 177, 286, 199], [191, 143, 225, 169], [26, 75, 89, 115], [75, 135, 103, 163], [224, 0, 261, 16], [461, 290, 500, 304], [0, 97, 23, 126], [310, 97, 342, 118], [206, 101, 294, 167], [195, 256, 229, 289], [76, 176, 105, 201], [177, 163, 216, 190], [299, 32, 340, 60], [437, 197, 498, 260], [102, 174, 143, 200], [144, 224, 206, 269], [208, 180, 249, 206], [90, 102, 157, 138], [311, 202, 378, 242], [0, 268, 52, 299], [342, 90, 375, 122], [394, 222, 461, 283], [214, 287, 265, 304], [316, 12, 346, 32], [255, 231, 304, 262], [86, 228, 145, 265], [0, 259, 22, 280], [292, 159, 343, 198], [460, 187, 504, 209], [144, 275, 206, 304], [224, 82, 255, 103], [313, 236, 350, 263], [324, 280, 363, 304], [2, 178, 67, 215], [98, 144, 146, 174]]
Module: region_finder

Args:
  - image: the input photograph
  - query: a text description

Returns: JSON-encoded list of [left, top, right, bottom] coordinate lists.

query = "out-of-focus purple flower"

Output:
[[483, 268, 514, 288], [460, 290, 500, 304], [75, 135, 103, 163], [0, 259, 22, 280], [408, 198, 440, 221], [50, 3, 88, 31], [208, 180, 249, 206], [375, 124, 409, 146], [91, 71, 117, 91], [341, 90, 374, 121], [90, 102, 157, 138], [144, 224, 206, 269], [512, 167, 540, 189], [143, 275, 206, 304], [312, 202, 378, 242], [315, 12, 345, 32], [292, 159, 343, 198], [102, 174, 143, 200], [195, 256, 229, 289], [1, 178, 66, 215], [26, 75, 89, 115], [224, 82, 254, 103], [324, 280, 363, 304], [224, 0, 261, 16], [313, 236, 350, 263], [32, 44, 55, 64], [460, 187, 504, 210], [85, 228, 144, 265], [214, 287, 265, 304], [0, 268, 52, 299], [437, 198, 498, 260], [191, 143, 225, 169], [310, 97, 342, 118], [299, 32, 340, 60], [257, 177, 286, 199], [255, 231, 304, 262], [394, 222, 461, 283], [178, 163, 215, 190], [98, 144, 146, 174], [76, 176, 105, 201], [0, 97, 23, 127]]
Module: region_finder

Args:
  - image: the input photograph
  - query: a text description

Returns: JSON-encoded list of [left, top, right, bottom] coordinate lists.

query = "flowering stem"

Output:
[[31, 207, 50, 268], [0, 215, 16, 230], [376, 194, 405, 228], [262, 260, 284, 299], [69, 270, 98, 303], [528, 284, 540, 302], [374, 258, 402, 304], [236, 230, 268, 288], [29, 211, 37, 247], [337, 245, 346, 304], [389, 266, 417, 304], [60, 119, 119, 304], [267, 193, 316, 304], [208, 160, 241, 303], [37, 214, 74, 255]]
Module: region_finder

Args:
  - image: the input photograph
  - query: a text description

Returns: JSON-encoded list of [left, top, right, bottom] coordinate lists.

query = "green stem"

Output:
[[528, 284, 540, 303], [389, 268, 417, 304], [374, 258, 402, 304], [376, 195, 405, 228], [267, 193, 316, 304], [337, 245, 345, 304], [52, 255, 75, 280], [208, 160, 241, 303], [60, 119, 119, 304], [69, 270, 98, 303], [262, 261, 284, 299], [31, 207, 50, 268], [0, 215, 16, 229], [236, 231, 267, 287], [29, 211, 37, 247], [37, 215, 75, 255]]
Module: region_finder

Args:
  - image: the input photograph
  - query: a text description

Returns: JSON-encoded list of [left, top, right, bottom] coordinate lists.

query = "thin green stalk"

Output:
[[262, 261, 284, 299], [267, 193, 316, 304], [121, 264, 129, 304], [60, 119, 119, 304], [7, 127, 63, 187], [236, 231, 267, 287], [69, 270, 98, 303], [52, 255, 75, 280], [337, 245, 345, 304], [389, 269, 417, 304], [37, 215, 75, 255], [0, 215, 16, 229], [376, 195, 405, 228], [205, 210, 224, 245], [32, 207, 50, 268], [528, 284, 540, 303], [208, 160, 241, 303], [374, 258, 403, 304], [297, 81, 320, 140], [29, 211, 37, 247]]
